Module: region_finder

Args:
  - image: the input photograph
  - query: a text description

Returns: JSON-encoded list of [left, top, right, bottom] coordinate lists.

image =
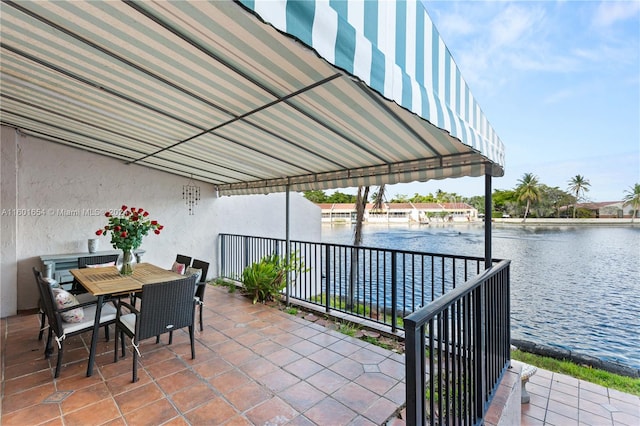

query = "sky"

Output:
[[333, 0, 640, 202]]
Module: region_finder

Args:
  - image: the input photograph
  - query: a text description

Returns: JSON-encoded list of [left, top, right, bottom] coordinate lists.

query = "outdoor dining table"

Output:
[[70, 262, 184, 377]]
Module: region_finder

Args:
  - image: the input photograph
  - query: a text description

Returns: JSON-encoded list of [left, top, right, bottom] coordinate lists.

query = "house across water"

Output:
[[318, 202, 479, 224]]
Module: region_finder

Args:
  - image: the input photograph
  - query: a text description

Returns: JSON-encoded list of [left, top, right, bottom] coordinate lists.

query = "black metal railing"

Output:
[[404, 259, 511, 425], [219, 234, 500, 332]]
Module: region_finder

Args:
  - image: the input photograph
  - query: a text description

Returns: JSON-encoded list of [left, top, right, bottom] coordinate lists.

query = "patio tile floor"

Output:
[[2, 286, 638, 425]]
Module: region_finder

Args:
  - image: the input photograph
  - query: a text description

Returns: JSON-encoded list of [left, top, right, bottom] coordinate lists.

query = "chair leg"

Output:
[[199, 304, 203, 332], [114, 327, 119, 363], [38, 310, 46, 341], [168, 331, 173, 345], [189, 325, 195, 359], [132, 342, 139, 383], [45, 329, 53, 358], [54, 342, 63, 378], [104, 324, 110, 341]]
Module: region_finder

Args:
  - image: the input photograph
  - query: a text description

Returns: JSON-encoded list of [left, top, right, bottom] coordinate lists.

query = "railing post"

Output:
[[243, 236, 249, 271], [325, 244, 331, 313], [220, 234, 226, 277], [474, 283, 487, 419], [405, 318, 425, 426], [391, 251, 397, 332]]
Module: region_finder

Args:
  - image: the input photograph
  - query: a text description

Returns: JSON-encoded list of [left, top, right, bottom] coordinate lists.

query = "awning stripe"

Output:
[[242, 0, 505, 167]]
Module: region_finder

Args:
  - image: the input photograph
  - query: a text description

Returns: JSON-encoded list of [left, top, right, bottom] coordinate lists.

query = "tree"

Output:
[[302, 190, 327, 203], [515, 173, 540, 221], [568, 175, 591, 218], [326, 191, 357, 203], [622, 183, 640, 222]]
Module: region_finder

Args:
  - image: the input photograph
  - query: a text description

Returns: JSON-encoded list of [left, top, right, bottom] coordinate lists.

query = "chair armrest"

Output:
[[116, 300, 139, 319], [57, 299, 99, 313]]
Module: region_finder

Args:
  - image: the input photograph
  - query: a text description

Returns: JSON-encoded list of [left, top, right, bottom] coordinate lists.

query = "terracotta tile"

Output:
[[551, 380, 580, 397], [361, 397, 400, 424], [3, 369, 53, 396], [208, 369, 251, 394], [105, 368, 153, 395], [96, 357, 132, 379], [579, 379, 609, 395], [548, 398, 580, 420], [580, 387, 612, 404], [244, 396, 298, 425], [265, 347, 303, 366], [113, 381, 165, 414], [258, 369, 300, 392], [4, 356, 52, 380], [290, 325, 321, 340], [284, 357, 324, 380], [333, 382, 379, 413], [306, 368, 350, 394], [330, 357, 365, 380], [1, 382, 56, 414], [170, 382, 219, 413], [221, 346, 258, 366], [225, 381, 273, 412], [611, 410, 640, 425], [289, 340, 323, 357], [308, 331, 343, 347], [156, 369, 202, 395], [143, 356, 187, 380], [1, 402, 61, 426], [161, 416, 191, 426], [250, 340, 284, 356], [308, 347, 347, 367], [124, 398, 179, 425], [304, 397, 357, 425], [549, 389, 579, 406], [349, 416, 379, 426], [378, 358, 405, 380], [184, 396, 239, 425], [278, 381, 326, 411], [327, 339, 362, 357], [192, 356, 233, 379], [61, 382, 112, 414], [546, 409, 582, 425], [349, 347, 386, 364], [579, 397, 616, 418], [522, 401, 548, 421], [63, 398, 121, 426], [220, 415, 254, 425], [234, 330, 267, 347], [578, 410, 613, 425], [385, 382, 406, 406], [239, 357, 280, 379], [521, 414, 545, 426]]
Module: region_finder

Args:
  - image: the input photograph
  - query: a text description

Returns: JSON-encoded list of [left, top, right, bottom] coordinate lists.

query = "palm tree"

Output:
[[567, 175, 591, 218], [515, 173, 540, 222], [622, 183, 640, 222]]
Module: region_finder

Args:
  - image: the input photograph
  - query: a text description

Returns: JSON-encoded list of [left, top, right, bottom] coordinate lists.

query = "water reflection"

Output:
[[322, 224, 640, 369]]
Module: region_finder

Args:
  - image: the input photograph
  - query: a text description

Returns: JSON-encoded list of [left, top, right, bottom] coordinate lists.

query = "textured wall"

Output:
[[0, 126, 321, 316]]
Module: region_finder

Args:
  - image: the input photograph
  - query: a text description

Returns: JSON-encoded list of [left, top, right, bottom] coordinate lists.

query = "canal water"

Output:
[[321, 223, 640, 369]]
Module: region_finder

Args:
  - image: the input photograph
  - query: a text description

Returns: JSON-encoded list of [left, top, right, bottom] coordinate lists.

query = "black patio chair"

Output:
[[71, 254, 119, 294], [34, 267, 117, 378], [175, 254, 192, 268], [190, 259, 210, 331], [114, 275, 198, 382]]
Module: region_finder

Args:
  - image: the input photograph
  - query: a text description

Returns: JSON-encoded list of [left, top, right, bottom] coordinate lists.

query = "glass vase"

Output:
[[117, 249, 137, 276]]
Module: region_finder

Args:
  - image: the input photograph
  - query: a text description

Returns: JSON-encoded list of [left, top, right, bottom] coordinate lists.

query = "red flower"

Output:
[[151, 220, 158, 225], [121, 205, 127, 211], [95, 229, 103, 236], [105, 211, 111, 217], [114, 225, 121, 231], [154, 229, 160, 235], [125, 210, 131, 216], [138, 208, 144, 213], [130, 207, 136, 212], [143, 211, 149, 217], [105, 225, 110, 230], [158, 225, 164, 230], [131, 215, 139, 221], [120, 231, 127, 238]]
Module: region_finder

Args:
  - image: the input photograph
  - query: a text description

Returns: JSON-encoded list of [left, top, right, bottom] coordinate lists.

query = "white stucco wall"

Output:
[[0, 126, 321, 316]]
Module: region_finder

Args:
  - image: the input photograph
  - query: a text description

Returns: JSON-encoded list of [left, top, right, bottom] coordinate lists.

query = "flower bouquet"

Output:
[[96, 205, 163, 275]]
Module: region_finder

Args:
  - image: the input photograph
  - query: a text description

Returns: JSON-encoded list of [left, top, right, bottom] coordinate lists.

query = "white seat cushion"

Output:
[[61, 303, 117, 334], [119, 313, 137, 335]]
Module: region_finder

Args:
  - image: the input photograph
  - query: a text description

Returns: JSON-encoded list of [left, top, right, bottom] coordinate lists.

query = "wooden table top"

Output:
[[70, 263, 184, 296]]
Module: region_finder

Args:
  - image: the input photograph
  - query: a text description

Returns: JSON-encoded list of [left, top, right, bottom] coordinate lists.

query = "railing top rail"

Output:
[[219, 233, 502, 264], [404, 259, 511, 328]]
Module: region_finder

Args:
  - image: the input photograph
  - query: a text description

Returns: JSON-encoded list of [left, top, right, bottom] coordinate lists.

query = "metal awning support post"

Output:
[[285, 185, 291, 306], [485, 169, 492, 269]]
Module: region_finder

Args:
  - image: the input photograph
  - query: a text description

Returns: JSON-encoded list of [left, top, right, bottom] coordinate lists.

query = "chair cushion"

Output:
[[86, 261, 116, 268], [171, 261, 186, 275], [52, 289, 85, 323], [185, 267, 202, 283], [62, 303, 117, 334], [119, 313, 137, 334]]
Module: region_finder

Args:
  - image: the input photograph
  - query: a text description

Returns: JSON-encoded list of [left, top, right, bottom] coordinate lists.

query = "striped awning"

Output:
[[0, 0, 504, 196]]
